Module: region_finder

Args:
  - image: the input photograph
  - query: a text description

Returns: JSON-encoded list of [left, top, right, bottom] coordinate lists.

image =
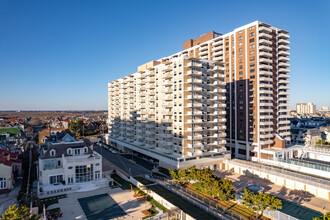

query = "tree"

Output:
[[218, 178, 235, 201], [70, 120, 85, 136], [242, 188, 282, 219], [0, 204, 38, 220], [313, 211, 330, 220]]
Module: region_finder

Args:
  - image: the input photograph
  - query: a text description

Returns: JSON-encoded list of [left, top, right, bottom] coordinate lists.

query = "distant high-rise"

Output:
[[297, 102, 316, 114]]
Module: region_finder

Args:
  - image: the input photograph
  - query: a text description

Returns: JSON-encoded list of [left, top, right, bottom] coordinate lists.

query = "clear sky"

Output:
[[0, 0, 329, 111]]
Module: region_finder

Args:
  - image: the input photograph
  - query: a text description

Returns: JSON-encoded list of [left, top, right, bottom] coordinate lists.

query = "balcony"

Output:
[[164, 95, 173, 100], [146, 84, 156, 89], [187, 111, 203, 115], [278, 62, 290, 68], [259, 64, 272, 70], [187, 119, 202, 124], [278, 74, 290, 79], [260, 121, 273, 126], [146, 77, 156, 83], [212, 45, 223, 51], [163, 88, 173, 93], [187, 95, 202, 99], [259, 58, 272, 64], [260, 102, 273, 107], [187, 127, 203, 132], [213, 88, 226, 93], [260, 77, 272, 82], [187, 86, 202, 92], [259, 45, 272, 52], [187, 62, 202, 68], [260, 89, 272, 94], [140, 86, 146, 91], [278, 56, 290, 62], [259, 39, 272, 46], [259, 33, 272, 39], [278, 39, 290, 45], [259, 26, 272, 33], [187, 103, 202, 107], [163, 66, 172, 72], [187, 70, 202, 76], [278, 45, 290, 51], [213, 51, 223, 57], [187, 78, 202, 84], [188, 135, 203, 140], [163, 80, 172, 86], [259, 71, 272, 76], [199, 50, 208, 56], [260, 140, 273, 145], [278, 79, 290, 84], [278, 33, 290, 39], [278, 51, 290, 56], [213, 40, 223, 47], [213, 56, 223, 61], [259, 52, 272, 58], [260, 83, 273, 88], [278, 68, 290, 73], [278, 91, 290, 96]]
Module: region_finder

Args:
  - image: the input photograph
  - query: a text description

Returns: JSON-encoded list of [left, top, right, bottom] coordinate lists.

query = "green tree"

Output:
[[242, 188, 282, 219], [70, 120, 85, 136], [218, 178, 235, 201], [1, 204, 38, 220], [314, 211, 330, 220]]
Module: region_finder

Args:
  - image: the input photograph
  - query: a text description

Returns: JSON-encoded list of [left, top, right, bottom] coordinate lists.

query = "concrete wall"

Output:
[[0, 164, 13, 189], [224, 161, 330, 201]]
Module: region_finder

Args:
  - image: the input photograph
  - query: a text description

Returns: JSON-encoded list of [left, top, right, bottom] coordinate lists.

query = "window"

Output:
[[67, 148, 72, 155], [250, 63, 255, 67], [75, 164, 94, 183], [57, 160, 61, 167], [239, 48, 242, 52], [43, 159, 56, 170], [249, 50, 255, 55], [250, 69, 255, 73], [95, 171, 100, 180], [251, 75, 255, 79], [239, 42, 243, 46], [249, 38, 255, 43], [249, 32, 255, 37], [239, 71, 243, 75], [249, 56, 255, 61], [239, 54, 243, 58], [0, 178, 6, 189], [238, 30, 242, 34], [68, 177, 74, 184], [50, 150, 55, 157], [84, 147, 88, 154], [49, 174, 63, 184], [249, 44, 255, 49], [239, 36, 242, 40], [74, 149, 80, 155], [249, 26, 254, 30]]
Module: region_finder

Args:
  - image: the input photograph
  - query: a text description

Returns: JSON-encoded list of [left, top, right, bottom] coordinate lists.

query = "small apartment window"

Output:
[[95, 171, 100, 180], [226, 42, 229, 46], [249, 32, 255, 37], [239, 48, 243, 52], [239, 54, 243, 58], [249, 26, 254, 30], [238, 31, 242, 34], [50, 150, 55, 157], [249, 44, 255, 49], [250, 63, 255, 67], [239, 65, 243, 69], [239, 36, 242, 40], [251, 75, 255, 79], [250, 69, 255, 73], [250, 57, 255, 61], [249, 51, 255, 55], [226, 47, 229, 51], [249, 38, 255, 43], [239, 59, 243, 63], [239, 71, 243, 75]]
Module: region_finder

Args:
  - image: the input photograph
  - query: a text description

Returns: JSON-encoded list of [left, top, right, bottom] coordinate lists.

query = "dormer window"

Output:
[[74, 149, 80, 155], [67, 148, 72, 155], [50, 149, 56, 157], [84, 147, 88, 154]]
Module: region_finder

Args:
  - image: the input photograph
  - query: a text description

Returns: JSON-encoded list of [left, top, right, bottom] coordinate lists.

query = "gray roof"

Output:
[[40, 139, 93, 159]]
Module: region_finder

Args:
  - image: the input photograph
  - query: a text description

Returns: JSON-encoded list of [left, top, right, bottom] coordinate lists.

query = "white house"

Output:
[[38, 140, 103, 198]]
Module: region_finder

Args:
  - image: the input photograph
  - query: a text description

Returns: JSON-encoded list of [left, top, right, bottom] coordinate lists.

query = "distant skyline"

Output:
[[0, 0, 329, 110]]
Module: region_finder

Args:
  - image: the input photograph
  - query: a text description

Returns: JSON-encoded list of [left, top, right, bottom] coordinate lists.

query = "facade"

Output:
[[163, 21, 291, 161], [38, 140, 102, 197], [0, 149, 22, 192], [108, 56, 230, 169], [297, 102, 316, 114]]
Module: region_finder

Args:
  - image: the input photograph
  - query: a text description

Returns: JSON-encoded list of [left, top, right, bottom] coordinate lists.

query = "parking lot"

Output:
[[94, 143, 152, 177]]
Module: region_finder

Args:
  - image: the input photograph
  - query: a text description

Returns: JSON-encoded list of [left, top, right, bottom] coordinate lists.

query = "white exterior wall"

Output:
[[0, 164, 13, 190]]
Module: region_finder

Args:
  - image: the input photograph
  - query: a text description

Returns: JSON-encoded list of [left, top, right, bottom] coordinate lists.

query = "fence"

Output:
[[228, 159, 330, 190], [274, 157, 330, 172]]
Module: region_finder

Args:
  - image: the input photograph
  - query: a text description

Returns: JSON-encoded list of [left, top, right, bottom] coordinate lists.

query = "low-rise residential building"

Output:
[[0, 149, 22, 193], [38, 140, 103, 197], [38, 128, 65, 145]]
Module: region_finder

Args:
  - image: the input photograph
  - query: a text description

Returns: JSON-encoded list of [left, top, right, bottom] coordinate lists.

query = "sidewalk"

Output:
[[0, 183, 21, 215], [214, 170, 330, 214]]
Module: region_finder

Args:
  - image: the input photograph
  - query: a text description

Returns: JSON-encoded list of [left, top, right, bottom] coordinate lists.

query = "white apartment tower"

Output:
[[108, 56, 230, 169]]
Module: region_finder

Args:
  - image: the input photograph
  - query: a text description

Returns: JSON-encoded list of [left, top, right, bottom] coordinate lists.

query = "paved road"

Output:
[[94, 144, 151, 177]]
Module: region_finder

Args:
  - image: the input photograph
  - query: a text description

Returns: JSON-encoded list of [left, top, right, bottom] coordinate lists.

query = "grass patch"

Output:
[[0, 127, 20, 136], [134, 177, 154, 185], [111, 174, 132, 190]]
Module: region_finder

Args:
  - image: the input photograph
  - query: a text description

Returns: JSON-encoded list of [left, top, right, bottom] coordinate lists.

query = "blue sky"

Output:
[[0, 0, 329, 110]]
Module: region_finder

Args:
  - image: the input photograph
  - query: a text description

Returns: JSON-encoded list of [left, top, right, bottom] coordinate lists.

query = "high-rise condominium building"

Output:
[[162, 21, 291, 161], [297, 102, 316, 114], [108, 56, 230, 169]]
